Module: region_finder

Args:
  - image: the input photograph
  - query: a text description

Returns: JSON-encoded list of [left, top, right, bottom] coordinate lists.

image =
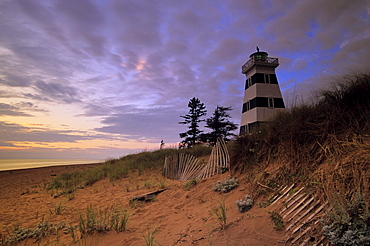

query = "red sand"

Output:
[[0, 164, 287, 245]]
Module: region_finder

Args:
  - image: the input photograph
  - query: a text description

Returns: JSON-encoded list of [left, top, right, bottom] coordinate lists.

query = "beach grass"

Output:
[[142, 225, 159, 246], [213, 198, 227, 229], [47, 145, 212, 194]]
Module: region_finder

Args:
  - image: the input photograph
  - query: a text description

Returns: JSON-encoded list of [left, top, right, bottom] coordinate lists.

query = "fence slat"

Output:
[[164, 138, 230, 181]]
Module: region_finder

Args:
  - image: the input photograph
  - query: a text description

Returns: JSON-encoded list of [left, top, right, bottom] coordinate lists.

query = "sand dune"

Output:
[[0, 164, 285, 245]]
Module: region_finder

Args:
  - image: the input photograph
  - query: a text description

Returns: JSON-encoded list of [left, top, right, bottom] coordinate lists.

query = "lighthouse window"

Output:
[[242, 101, 251, 113], [274, 98, 285, 108], [264, 74, 271, 84], [268, 97, 274, 108], [245, 77, 253, 89], [270, 74, 278, 84]]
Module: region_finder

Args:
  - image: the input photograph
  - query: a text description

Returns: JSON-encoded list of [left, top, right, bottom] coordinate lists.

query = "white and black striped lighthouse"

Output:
[[240, 48, 285, 134]]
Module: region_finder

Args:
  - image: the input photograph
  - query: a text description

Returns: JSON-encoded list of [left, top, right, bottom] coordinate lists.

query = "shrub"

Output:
[[322, 193, 370, 245], [236, 195, 253, 212], [183, 179, 197, 190], [3, 221, 66, 245], [212, 176, 238, 193], [269, 211, 284, 230]]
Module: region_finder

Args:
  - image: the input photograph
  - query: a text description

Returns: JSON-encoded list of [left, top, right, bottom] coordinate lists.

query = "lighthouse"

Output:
[[240, 48, 285, 134]]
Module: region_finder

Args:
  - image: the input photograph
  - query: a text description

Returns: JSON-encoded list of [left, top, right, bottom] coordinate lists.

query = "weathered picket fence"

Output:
[[163, 138, 230, 181], [269, 184, 330, 245]]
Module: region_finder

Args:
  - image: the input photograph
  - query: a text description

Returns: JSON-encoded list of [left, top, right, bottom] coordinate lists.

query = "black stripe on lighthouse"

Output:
[[242, 97, 285, 113], [245, 73, 279, 90]]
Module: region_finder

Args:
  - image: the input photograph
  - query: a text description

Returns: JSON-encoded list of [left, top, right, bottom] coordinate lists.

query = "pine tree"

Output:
[[204, 106, 238, 145], [179, 97, 207, 147]]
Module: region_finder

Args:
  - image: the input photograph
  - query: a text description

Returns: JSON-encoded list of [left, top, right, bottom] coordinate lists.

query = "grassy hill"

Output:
[[229, 74, 370, 244], [23, 74, 370, 245]]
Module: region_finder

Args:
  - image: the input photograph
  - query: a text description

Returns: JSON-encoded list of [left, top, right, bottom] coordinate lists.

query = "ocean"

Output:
[[0, 159, 104, 171]]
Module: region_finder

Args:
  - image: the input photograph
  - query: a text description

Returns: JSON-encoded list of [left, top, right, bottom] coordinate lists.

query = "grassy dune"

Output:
[[229, 74, 370, 244], [2, 74, 369, 245]]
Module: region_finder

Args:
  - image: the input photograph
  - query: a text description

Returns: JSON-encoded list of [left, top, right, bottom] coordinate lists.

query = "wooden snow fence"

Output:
[[163, 153, 204, 181], [268, 184, 331, 245], [163, 138, 230, 181]]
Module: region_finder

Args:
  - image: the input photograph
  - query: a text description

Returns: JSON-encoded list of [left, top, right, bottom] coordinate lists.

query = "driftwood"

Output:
[[130, 189, 167, 203]]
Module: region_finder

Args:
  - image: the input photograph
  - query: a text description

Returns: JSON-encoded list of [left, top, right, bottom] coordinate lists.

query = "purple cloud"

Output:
[[0, 0, 368, 158]]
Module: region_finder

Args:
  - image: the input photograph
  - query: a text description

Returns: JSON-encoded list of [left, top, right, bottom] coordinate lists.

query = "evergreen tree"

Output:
[[179, 97, 207, 147], [204, 106, 238, 145]]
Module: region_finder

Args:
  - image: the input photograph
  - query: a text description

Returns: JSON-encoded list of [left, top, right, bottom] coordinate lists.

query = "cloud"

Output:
[[0, 121, 89, 144], [210, 39, 246, 62], [0, 0, 369, 158], [82, 104, 114, 117], [24, 81, 81, 104], [0, 90, 18, 98], [0, 73, 32, 87], [0, 103, 32, 116], [95, 105, 184, 142], [112, 0, 163, 49]]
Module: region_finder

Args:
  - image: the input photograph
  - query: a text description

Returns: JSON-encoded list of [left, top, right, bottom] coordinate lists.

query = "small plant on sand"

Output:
[[235, 195, 253, 212], [142, 225, 159, 246], [78, 204, 110, 236], [110, 209, 130, 232], [77, 204, 130, 236], [92, 186, 99, 193], [212, 176, 238, 193], [269, 211, 284, 230], [183, 179, 197, 190], [157, 178, 167, 189], [144, 181, 153, 188], [258, 201, 271, 208], [129, 199, 145, 209], [68, 223, 76, 242], [2, 221, 66, 245], [66, 191, 75, 201], [212, 199, 227, 229], [50, 200, 64, 215]]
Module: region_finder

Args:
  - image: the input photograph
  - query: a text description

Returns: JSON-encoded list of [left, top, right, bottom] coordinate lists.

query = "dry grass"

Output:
[[230, 74, 370, 244], [47, 145, 212, 195], [230, 74, 370, 205]]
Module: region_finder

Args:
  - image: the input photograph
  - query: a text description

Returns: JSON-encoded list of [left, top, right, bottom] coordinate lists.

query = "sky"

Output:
[[0, 0, 369, 159]]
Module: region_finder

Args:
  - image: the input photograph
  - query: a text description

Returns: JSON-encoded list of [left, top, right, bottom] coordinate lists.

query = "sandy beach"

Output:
[[0, 164, 286, 245]]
